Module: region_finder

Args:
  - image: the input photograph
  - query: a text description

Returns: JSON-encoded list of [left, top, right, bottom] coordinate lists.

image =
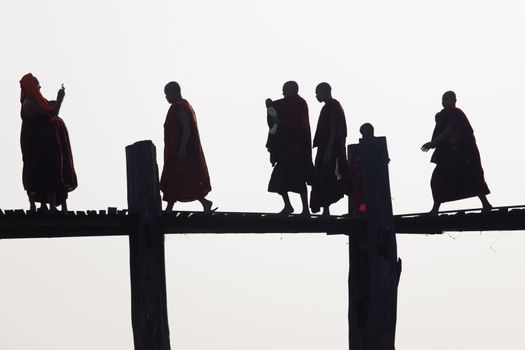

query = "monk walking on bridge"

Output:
[[160, 81, 215, 212], [421, 91, 492, 214], [310, 82, 349, 216], [265, 81, 313, 215]]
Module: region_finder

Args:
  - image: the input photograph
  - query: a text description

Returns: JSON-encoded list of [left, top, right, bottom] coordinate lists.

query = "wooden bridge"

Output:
[[1, 138, 523, 350], [2, 205, 525, 239]]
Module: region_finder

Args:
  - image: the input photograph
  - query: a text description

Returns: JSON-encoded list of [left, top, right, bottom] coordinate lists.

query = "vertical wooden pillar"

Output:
[[126, 140, 171, 350], [348, 136, 401, 350]]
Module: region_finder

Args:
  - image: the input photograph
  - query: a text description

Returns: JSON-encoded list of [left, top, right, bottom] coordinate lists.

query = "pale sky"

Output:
[[1, 0, 525, 349]]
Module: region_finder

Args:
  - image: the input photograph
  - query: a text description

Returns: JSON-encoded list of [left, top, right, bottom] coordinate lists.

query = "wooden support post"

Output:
[[348, 136, 401, 350], [126, 140, 171, 350]]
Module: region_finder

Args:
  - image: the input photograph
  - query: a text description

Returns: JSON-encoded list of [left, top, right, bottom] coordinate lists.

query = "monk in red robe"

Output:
[[421, 91, 492, 214], [160, 81, 214, 212], [348, 123, 375, 216], [19, 73, 78, 212], [265, 81, 313, 215], [310, 82, 349, 216]]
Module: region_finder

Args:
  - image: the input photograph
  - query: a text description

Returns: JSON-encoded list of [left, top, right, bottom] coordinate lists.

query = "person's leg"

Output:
[[279, 192, 294, 215], [479, 195, 492, 211], [28, 192, 36, 212], [165, 201, 175, 212], [48, 191, 58, 212], [61, 200, 68, 213], [300, 191, 310, 216], [198, 197, 216, 213], [322, 206, 330, 217], [429, 201, 441, 215]]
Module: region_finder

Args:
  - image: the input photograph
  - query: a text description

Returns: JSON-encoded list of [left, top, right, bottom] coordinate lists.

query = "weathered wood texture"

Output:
[[126, 141, 170, 350], [349, 137, 401, 350]]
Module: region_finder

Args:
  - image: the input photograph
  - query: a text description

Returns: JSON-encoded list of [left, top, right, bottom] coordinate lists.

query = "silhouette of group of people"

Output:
[[18, 73, 492, 215]]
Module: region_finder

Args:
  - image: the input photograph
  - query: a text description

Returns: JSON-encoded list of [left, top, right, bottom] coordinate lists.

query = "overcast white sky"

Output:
[[1, 0, 525, 349]]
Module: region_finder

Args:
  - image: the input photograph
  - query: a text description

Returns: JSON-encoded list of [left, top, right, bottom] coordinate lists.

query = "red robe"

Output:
[[160, 99, 211, 202], [266, 95, 313, 194], [429, 107, 490, 203], [310, 99, 349, 213], [19, 73, 78, 202]]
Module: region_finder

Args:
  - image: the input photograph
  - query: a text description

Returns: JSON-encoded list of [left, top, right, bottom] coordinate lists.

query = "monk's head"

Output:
[[164, 81, 181, 104], [282, 81, 299, 98], [359, 123, 375, 139], [315, 82, 332, 103], [442, 90, 456, 109]]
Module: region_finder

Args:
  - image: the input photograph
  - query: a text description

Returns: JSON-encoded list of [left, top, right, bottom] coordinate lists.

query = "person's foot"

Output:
[[300, 208, 310, 217], [425, 209, 439, 216], [61, 201, 68, 213], [481, 203, 493, 213], [165, 202, 174, 212], [202, 199, 218, 213], [29, 201, 36, 212], [321, 207, 330, 217], [279, 205, 294, 215]]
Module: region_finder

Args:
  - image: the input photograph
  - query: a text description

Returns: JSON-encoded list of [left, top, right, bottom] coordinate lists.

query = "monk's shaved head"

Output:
[[164, 81, 181, 94], [283, 81, 299, 93], [282, 80, 299, 98], [315, 82, 332, 103], [360, 123, 375, 139], [316, 82, 331, 93], [442, 90, 457, 109], [443, 90, 456, 101], [164, 81, 182, 104]]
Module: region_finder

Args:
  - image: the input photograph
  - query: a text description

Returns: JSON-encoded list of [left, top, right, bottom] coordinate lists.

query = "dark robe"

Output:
[[429, 107, 490, 203], [348, 144, 366, 214], [160, 99, 211, 202], [310, 99, 349, 213], [266, 95, 313, 194], [19, 74, 78, 203]]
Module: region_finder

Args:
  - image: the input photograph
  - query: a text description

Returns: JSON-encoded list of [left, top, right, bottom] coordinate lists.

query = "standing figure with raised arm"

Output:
[[160, 81, 215, 212], [310, 82, 349, 216], [19, 73, 78, 212], [421, 91, 492, 214], [265, 81, 314, 215]]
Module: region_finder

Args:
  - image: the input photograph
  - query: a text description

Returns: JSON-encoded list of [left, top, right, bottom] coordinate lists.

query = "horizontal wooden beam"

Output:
[[1, 207, 525, 239]]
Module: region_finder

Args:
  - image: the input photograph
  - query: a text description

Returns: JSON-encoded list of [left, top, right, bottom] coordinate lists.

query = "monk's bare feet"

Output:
[[300, 208, 310, 217], [426, 202, 440, 216], [426, 209, 439, 216], [279, 205, 294, 215], [165, 201, 175, 212], [479, 195, 492, 213], [201, 198, 217, 213], [481, 203, 493, 213]]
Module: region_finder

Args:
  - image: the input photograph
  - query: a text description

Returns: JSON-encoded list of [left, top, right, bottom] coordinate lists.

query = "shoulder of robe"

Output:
[[22, 98, 39, 115]]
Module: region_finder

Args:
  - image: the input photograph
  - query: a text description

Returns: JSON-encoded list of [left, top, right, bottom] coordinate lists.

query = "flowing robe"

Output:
[[266, 95, 313, 194], [160, 99, 211, 202], [429, 107, 490, 203], [19, 73, 77, 203], [310, 99, 349, 213]]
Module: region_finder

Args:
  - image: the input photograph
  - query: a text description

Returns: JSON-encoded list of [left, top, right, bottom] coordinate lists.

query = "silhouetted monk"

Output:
[[265, 81, 313, 215], [19, 73, 78, 212], [160, 81, 214, 212], [310, 82, 349, 216], [421, 91, 492, 214], [348, 123, 375, 216]]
